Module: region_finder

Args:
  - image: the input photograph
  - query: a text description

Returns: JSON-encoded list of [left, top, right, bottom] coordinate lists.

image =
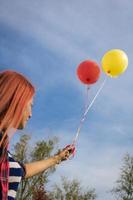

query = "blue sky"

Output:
[[0, 0, 133, 199]]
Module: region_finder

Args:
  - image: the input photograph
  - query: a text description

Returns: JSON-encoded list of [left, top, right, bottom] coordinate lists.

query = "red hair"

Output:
[[0, 70, 35, 154]]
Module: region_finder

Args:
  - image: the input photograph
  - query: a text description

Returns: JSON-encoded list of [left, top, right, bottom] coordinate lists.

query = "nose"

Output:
[[28, 110, 32, 119], [28, 107, 32, 119], [29, 113, 32, 119]]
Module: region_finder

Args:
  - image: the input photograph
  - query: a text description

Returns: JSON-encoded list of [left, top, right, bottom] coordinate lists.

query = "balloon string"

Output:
[[72, 78, 107, 145], [85, 85, 90, 110]]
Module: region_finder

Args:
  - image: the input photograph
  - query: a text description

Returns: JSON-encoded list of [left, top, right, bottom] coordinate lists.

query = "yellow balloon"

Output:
[[101, 49, 128, 77]]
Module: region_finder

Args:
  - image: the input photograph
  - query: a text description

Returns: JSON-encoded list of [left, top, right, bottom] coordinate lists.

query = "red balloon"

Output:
[[77, 60, 100, 84]]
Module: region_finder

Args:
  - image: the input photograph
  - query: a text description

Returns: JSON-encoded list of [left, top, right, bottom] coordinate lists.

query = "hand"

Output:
[[54, 145, 74, 164]]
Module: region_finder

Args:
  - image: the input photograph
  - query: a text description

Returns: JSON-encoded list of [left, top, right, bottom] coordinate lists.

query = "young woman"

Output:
[[0, 70, 73, 200]]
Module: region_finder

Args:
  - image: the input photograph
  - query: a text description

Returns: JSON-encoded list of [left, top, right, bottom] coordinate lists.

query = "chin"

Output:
[[17, 123, 26, 130], [17, 119, 28, 130], [17, 125, 24, 130]]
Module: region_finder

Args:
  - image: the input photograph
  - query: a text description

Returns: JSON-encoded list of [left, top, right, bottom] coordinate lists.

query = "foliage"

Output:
[[48, 176, 96, 200], [112, 153, 133, 200], [13, 134, 58, 200], [12, 134, 97, 200]]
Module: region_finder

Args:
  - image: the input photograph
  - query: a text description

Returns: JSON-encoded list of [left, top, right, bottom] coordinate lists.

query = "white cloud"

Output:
[[0, 0, 133, 61]]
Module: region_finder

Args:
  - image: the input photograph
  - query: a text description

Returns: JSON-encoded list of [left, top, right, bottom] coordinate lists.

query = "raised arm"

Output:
[[24, 146, 72, 178]]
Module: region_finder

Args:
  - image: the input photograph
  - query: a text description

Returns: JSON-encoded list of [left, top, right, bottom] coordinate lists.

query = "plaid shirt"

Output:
[[0, 130, 9, 200], [0, 149, 9, 200]]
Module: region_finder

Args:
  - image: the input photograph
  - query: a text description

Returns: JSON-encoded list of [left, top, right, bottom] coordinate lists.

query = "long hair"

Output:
[[0, 70, 35, 199], [0, 70, 35, 156]]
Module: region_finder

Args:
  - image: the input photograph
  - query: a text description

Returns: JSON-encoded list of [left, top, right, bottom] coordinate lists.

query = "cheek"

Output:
[[20, 115, 25, 125], [21, 111, 28, 122]]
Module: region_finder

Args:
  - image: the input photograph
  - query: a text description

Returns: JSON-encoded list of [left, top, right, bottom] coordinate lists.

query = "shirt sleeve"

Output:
[[18, 162, 26, 179], [7, 151, 26, 179]]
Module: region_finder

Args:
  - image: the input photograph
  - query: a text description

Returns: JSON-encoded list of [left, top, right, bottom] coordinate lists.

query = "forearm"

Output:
[[24, 155, 60, 178]]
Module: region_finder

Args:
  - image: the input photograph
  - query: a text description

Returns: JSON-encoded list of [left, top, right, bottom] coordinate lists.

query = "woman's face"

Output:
[[18, 97, 34, 129]]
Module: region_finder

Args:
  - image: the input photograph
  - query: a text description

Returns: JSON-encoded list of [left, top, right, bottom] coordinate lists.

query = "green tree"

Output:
[[48, 176, 96, 200], [112, 153, 133, 200], [12, 134, 58, 200]]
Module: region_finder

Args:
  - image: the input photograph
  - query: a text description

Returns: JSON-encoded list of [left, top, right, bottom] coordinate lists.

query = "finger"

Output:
[[67, 147, 74, 154], [64, 145, 72, 150], [64, 146, 73, 153], [66, 151, 71, 158], [64, 150, 71, 157], [64, 155, 69, 160], [62, 151, 70, 160]]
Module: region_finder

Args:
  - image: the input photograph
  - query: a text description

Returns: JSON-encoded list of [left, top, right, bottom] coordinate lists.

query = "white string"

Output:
[[85, 85, 90, 110], [72, 78, 107, 145]]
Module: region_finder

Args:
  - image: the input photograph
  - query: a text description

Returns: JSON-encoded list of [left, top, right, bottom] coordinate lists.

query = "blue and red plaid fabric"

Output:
[[0, 150, 9, 200], [0, 132, 9, 200]]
